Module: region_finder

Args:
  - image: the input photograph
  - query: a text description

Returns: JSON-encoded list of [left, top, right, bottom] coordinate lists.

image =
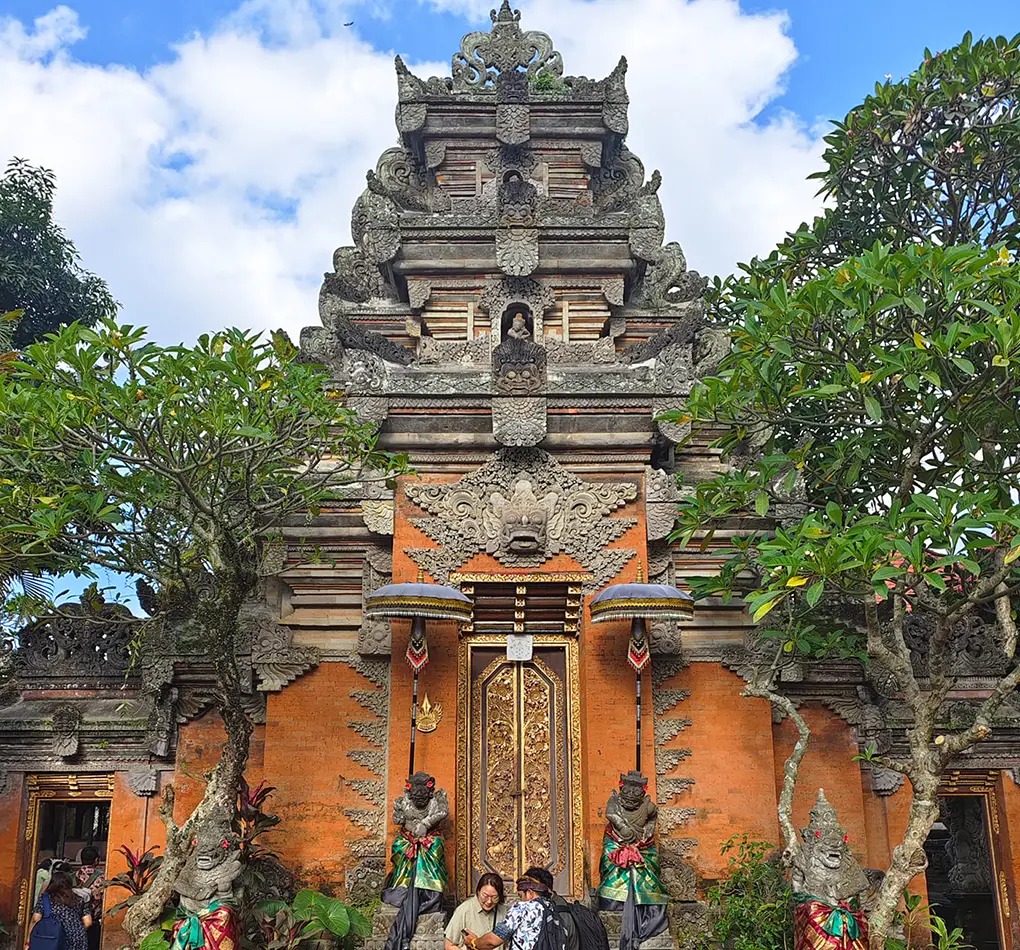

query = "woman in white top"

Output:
[[444, 874, 506, 950]]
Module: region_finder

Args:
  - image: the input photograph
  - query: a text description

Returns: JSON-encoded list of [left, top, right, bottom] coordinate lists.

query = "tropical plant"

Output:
[[235, 778, 281, 858], [0, 320, 403, 944], [671, 240, 1020, 949], [887, 892, 971, 950], [698, 836, 792, 950], [257, 890, 371, 950], [0, 158, 118, 347], [708, 31, 1020, 324], [105, 846, 164, 916]]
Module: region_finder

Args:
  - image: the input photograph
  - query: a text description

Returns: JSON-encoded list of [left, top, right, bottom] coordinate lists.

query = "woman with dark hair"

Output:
[[444, 873, 507, 950], [25, 872, 92, 950]]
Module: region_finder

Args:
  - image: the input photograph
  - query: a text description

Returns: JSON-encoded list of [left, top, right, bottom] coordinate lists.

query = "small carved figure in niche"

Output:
[[502, 306, 533, 342], [598, 772, 669, 950], [791, 790, 870, 950], [382, 772, 449, 950], [171, 816, 242, 950], [503, 170, 524, 185]]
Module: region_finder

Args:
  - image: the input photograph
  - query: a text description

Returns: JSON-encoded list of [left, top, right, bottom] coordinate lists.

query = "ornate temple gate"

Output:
[[456, 576, 586, 897]]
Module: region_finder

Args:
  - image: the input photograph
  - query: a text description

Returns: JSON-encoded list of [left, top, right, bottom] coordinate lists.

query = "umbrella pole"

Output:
[[409, 667, 419, 777], [636, 668, 642, 773]]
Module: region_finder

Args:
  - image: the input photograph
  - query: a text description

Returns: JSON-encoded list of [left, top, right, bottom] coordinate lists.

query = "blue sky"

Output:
[[4, 0, 1017, 125], [1, 0, 1016, 612]]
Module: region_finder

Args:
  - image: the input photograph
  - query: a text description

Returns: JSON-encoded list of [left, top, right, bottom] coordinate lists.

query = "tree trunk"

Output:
[[124, 601, 254, 945], [867, 777, 939, 950]]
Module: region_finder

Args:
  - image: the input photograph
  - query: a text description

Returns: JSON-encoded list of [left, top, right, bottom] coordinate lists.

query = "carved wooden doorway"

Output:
[[458, 632, 584, 900]]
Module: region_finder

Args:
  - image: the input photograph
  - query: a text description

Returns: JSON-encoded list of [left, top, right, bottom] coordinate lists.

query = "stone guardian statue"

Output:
[[598, 771, 670, 950], [791, 790, 870, 950], [170, 816, 242, 950], [381, 772, 449, 950]]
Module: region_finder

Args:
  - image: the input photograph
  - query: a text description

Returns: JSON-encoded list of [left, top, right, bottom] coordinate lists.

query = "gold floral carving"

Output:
[[1000, 871, 1011, 919], [417, 694, 443, 733], [460, 634, 583, 898], [17, 878, 28, 925], [522, 664, 553, 869], [479, 663, 518, 879]]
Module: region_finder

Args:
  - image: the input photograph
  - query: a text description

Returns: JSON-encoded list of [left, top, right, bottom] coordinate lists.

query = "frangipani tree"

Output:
[[0, 320, 402, 942], [670, 241, 1020, 947]]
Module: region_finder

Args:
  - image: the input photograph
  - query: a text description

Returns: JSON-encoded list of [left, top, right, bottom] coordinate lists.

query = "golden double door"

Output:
[[461, 640, 582, 896]]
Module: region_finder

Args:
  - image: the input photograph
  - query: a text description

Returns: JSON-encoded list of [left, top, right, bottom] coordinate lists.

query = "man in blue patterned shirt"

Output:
[[463, 871, 566, 950]]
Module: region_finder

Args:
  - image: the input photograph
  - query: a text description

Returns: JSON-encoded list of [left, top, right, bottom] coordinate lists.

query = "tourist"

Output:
[[32, 860, 52, 905], [25, 871, 92, 950], [463, 869, 566, 950], [75, 847, 105, 950], [523, 870, 577, 950], [444, 873, 506, 950]]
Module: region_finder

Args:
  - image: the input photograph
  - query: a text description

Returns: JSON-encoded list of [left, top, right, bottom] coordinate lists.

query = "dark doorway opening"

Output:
[[923, 795, 1001, 950]]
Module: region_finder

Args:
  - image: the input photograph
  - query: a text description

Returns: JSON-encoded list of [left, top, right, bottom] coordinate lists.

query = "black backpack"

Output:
[[556, 902, 610, 950], [30, 895, 67, 950]]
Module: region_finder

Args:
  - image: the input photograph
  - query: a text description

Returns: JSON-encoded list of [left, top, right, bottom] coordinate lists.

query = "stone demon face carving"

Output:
[[405, 771, 436, 810], [800, 790, 851, 873], [488, 479, 558, 555], [618, 771, 649, 811]]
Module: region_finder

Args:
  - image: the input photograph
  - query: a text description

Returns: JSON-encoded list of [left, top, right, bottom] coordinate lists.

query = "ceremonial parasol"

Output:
[[364, 568, 472, 775], [590, 564, 694, 771]]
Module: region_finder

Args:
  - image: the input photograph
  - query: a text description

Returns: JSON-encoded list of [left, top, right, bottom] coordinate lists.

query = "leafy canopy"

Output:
[[709, 30, 1020, 323], [672, 243, 1020, 657], [0, 158, 117, 348], [0, 319, 399, 618]]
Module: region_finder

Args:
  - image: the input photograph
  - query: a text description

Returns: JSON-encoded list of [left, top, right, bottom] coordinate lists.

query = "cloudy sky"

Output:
[[1, 0, 1017, 345]]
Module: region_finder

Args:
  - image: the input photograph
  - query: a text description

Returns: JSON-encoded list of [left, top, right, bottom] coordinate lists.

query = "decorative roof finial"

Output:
[[491, 2, 520, 25]]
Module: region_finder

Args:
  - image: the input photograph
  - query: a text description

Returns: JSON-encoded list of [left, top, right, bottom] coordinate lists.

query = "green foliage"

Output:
[[887, 891, 971, 950], [672, 243, 1020, 660], [0, 158, 118, 348], [138, 931, 171, 950], [257, 891, 370, 950], [708, 32, 1020, 324], [529, 69, 567, 94], [699, 836, 792, 950], [0, 319, 403, 627], [105, 846, 164, 917]]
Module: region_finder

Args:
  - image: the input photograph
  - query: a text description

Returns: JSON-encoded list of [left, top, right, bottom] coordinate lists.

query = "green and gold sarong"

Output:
[[597, 827, 668, 905], [384, 833, 448, 893]]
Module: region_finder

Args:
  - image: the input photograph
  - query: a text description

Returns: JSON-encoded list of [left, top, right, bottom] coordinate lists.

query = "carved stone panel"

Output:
[[405, 448, 637, 588], [492, 397, 547, 447], [496, 228, 539, 276]]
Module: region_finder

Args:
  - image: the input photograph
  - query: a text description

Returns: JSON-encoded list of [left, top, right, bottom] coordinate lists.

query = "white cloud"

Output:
[[0, 0, 824, 345]]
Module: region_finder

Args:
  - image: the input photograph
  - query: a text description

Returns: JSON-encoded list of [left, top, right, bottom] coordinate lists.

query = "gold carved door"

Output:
[[467, 645, 577, 894]]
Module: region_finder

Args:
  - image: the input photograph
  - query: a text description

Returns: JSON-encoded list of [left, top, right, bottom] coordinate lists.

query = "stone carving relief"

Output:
[[495, 228, 539, 276], [479, 277, 554, 336], [485, 144, 538, 179], [241, 599, 319, 692], [495, 71, 530, 145], [405, 448, 637, 588], [15, 602, 136, 684], [321, 249, 394, 306], [367, 147, 450, 214], [492, 336, 546, 395], [492, 397, 547, 446], [645, 466, 679, 542], [127, 768, 159, 797], [452, 2, 563, 91], [52, 704, 81, 758], [359, 548, 394, 656]]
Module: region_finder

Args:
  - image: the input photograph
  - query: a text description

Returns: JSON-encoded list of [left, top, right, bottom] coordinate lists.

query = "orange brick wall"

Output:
[[262, 662, 385, 891], [772, 704, 868, 864], [101, 773, 168, 949], [0, 772, 26, 930], [678, 664, 781, 883]]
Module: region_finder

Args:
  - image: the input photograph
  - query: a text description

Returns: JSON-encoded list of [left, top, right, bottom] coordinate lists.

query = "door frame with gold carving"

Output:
[[17, 774, 115, 942], [457, 635, 584, 899]]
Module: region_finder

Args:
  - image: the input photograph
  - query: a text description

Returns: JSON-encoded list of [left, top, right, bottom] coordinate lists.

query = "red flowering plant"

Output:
[[105, 845, 164, 916], [234, 777, 281, 860]]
